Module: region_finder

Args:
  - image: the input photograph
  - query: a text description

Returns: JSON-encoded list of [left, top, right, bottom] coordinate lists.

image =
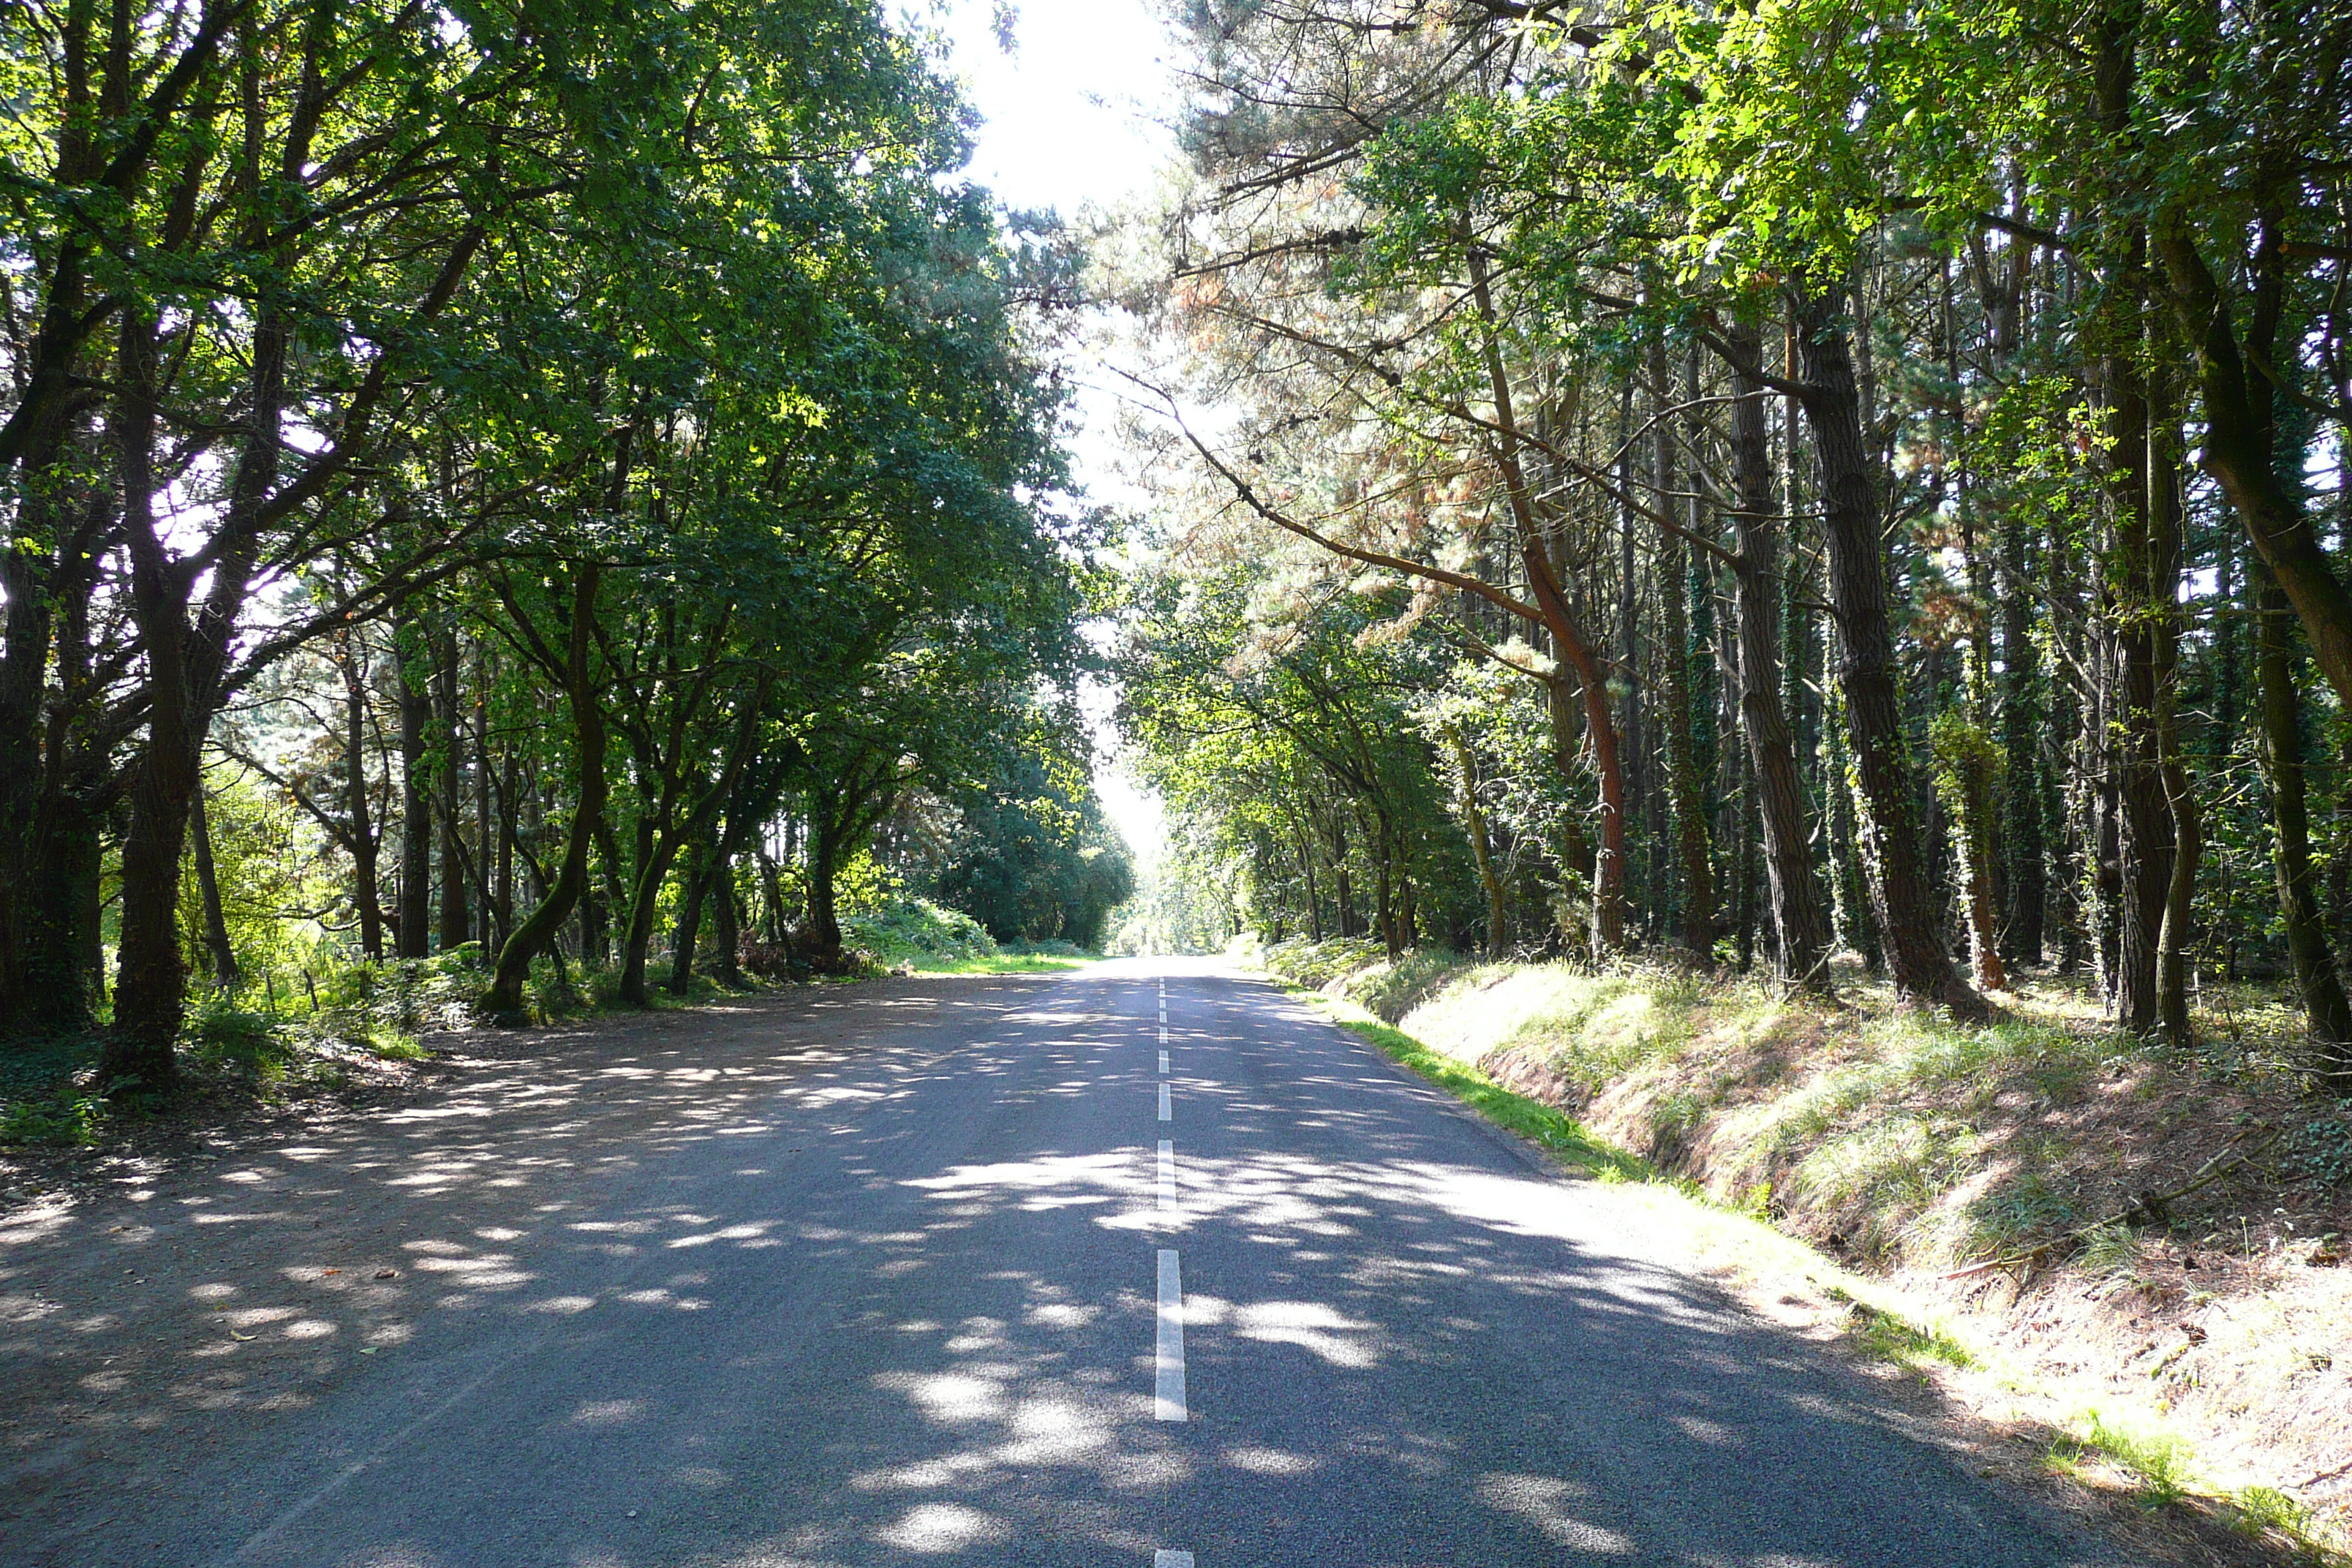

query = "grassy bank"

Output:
[[1256, 938, 2352, 1564]]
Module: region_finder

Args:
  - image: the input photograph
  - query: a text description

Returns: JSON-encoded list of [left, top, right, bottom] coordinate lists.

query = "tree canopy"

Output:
[[0, 0, 1126, 1088], [1113, 0, 2352, 1082]]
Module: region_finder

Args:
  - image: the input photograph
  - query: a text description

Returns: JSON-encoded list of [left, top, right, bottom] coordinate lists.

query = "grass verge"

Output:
[[1288, 983, 1646, 1179], [1276, 973, 2350, 1567], [912, 954, 1092, 976]]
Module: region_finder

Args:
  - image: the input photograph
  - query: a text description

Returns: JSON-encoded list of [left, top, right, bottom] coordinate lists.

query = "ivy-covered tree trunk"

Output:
[[104, 306, 197, 1093], [1614, 381, 1646, 941], [1974, 233, 2047, 968], [435, 628, 470, 954], [396, 612, 433, 960], [806, 811, 848, 971], [2106, 311, 2176, 1036], [1445, 724, 1509, 958], [1725, 322, 1831, 987], [1793, 284, 1983, 1017], [340, 641, 385, 960], [190, 788, 239, 991], [470, 668, 493, 950], [667, 842, 711, 993], [1469, 246, 1626, 957], [2159, 216, 2352, 716], [495, 750, 516, 954], [487, 567, 606, 1018], [709, 851, 743, 988], [2254, 568, 2352, 1082], [1653, 333, 1714, 962], [2150, 376, 2198, 1046]]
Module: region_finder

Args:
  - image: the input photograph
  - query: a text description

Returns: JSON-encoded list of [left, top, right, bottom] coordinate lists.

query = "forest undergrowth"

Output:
[[1257, 938, 2352, 1562], [0, 897, 1086, 1168]]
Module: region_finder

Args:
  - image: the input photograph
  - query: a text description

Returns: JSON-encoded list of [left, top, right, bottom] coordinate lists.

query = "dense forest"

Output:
[[7, 0, 2351, 1112], [1116, 0, 2352, 1081], [0, 0, 1133, 1100]]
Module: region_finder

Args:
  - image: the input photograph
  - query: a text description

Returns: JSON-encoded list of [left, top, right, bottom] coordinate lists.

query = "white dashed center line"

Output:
[[1159, 1049, 1169, 1074], [1157, 1139, 1175, 1210], [1157, 1081, 1171, 1120], [1156, 1553, 1195, 1567], [1155, 1248, 1186, 1421]]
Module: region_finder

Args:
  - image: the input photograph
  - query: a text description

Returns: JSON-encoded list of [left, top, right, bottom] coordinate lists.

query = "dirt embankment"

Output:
[[1270, 941, 2352, 1557]]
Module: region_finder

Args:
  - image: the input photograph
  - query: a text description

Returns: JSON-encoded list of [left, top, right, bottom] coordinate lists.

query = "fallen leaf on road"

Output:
[[374, 1269, 397, 1279], [228, 1330, 254, 1341]]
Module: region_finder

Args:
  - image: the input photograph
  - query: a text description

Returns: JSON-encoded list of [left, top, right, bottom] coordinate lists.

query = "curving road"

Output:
[[34, 961, 2127, 1567]]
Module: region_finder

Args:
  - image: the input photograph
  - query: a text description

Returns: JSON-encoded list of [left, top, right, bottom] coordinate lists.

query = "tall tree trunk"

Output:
[[1938, 265, 2010, 995], [1725, 323, 1831, 987], [1469, 244, 1626, 955], [75, 821, 102, 1015], [1974, 236, 2047, 967], [1654, 333, 1715, 961], [435, 627, 470, 954], [104, 304, 196, 1091], [395, 614, 433, 960], [807, 815, 847, 970], [340, 641, 385, 960], [1297, 827, 1324, 941], [617, 696, 765, 1006], [1823, 689, 1877, 970], [2108, 305, 2174, 1034], [1793, 284, 1983, 1017], [1997, 513, 2046, 967], [667, 842, 711, 993], [2254, 567, 2352, 1081], [0, 24, 102, 1041], [2088, 660, 2125, 1003], [486, 567, 607, 1017], [2149, 369, 2196, 1045], [472, 668, 494, 950], [1616, 380, 1647, 932], [2158, 216, 2352, 715], [190, 785, 238, 992], [1447, 724, 1509, 957], [0, 490, 80, 1038], [710, 849, 743, 988], [618, 834, 684, 1004], [2212, 526, 2242, 979], [496, 750, 517, 952], [99, 18, 343, 1084], [755, 842, 785, 945], [1330, 817, 1354, 940], [2051, 533, 2092, 976]]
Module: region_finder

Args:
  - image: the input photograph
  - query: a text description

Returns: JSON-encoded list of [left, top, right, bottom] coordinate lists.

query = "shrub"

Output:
[[742, 943, 806, 981], [1259, 935, 1384, 990], [0, 1084, 110, 1147], [1004, 937, 1084, 958], [184, 998, 288, 1076], [2286, 1104, 2352, 1188], [840, 897, 999, 966], [1337, 949, 1476, 1022]]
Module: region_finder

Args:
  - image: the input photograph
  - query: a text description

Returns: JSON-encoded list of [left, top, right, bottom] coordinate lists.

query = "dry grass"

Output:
[[1264, 945, 2352, 1558]]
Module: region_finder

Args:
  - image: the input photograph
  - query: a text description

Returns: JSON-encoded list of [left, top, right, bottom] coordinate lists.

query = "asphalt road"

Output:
[[53, 961, 2130, 1567]]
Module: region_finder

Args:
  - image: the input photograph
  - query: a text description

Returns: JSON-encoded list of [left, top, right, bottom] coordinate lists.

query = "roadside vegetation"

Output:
[[1110, 1, 2352, 1558], [1257, 939, 2352, 1560], [0, 0, 1131, 1138]]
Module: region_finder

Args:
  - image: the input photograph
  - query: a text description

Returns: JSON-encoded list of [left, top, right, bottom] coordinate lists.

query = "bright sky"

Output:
[[931, 0, 1179, 865]]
